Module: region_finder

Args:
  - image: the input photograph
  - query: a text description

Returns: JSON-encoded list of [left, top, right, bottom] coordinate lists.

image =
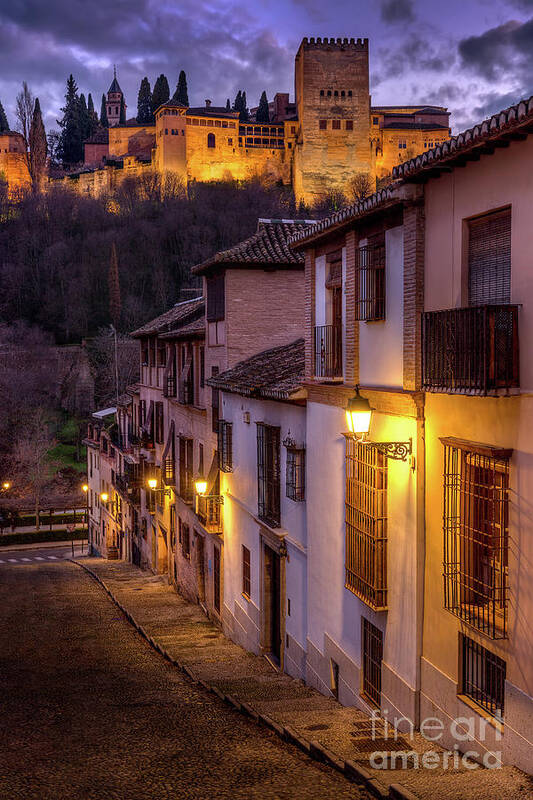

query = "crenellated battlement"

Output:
[[300, 36, 368, 49]]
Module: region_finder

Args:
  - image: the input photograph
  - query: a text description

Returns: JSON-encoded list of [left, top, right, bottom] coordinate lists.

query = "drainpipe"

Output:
[[414, 391, 426, 729]]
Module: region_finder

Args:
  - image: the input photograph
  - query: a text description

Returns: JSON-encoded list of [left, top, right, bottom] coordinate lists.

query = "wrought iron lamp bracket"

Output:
[[372, 438, 412, 462]]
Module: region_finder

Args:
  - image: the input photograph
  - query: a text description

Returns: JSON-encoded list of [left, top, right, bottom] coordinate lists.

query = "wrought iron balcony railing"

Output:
[[314, 324, 343, 379], [422, 305, 519, 395], [196, 495, 223, 533]]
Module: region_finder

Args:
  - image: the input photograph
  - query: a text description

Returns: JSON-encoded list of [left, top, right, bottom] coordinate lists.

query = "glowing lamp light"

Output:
[[82, 484, 89, 493], [147, 478, 158, 491], [346, 387, 372, 436], [2, 481, 11, 490], [101, 492, 109, 503], [194, 474, 207, 496]]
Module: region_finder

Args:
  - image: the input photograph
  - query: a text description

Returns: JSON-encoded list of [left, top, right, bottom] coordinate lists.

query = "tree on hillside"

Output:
[[256, 91, 270, 123], [137, 77, 153, 124], [152, 74, 170, 114], [15, 81, 34, 148], [87, 93, 99, 137], [233, 90, 249, 122], [57, 75, 83, 166], [12, 407, 56, 530], [233, 90, 242, 113], [348, 172, 372, 203], [0, 99, 9, 132], [28, 98, 47, 190], [100, 93, 109, 127], [225, 98, 231, 111], [172, 70, 189, 105], [108, 242, 121, 327]]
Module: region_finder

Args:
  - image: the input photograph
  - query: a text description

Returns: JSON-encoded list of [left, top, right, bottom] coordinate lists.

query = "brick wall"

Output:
[[344, 230, 358, 385], [402, 201, 425, 390], [304, 250, 315, 378]]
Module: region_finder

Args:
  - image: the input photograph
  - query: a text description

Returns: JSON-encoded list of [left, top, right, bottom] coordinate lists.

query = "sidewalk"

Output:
[[73, 557, 532, 800]]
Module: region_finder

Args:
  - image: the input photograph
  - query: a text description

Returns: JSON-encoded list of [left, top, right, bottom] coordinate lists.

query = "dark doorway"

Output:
[[264, 545, 281, 664], [196, 533, 206, 605]]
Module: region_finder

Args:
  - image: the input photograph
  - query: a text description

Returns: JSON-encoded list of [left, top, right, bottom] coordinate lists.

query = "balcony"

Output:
[[197, 495, 223, 534], [164, 374, 176, 398], [314, 324, 343, 379], [422, 305, 519, 395]]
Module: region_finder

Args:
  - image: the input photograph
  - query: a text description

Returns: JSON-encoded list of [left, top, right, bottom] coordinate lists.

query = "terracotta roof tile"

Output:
[[393, 93, 533, 182], [191, 219, 315, 276], [131, 297, 204, 337], [207, 339, 304, 400], [160, 316, 206, 339]]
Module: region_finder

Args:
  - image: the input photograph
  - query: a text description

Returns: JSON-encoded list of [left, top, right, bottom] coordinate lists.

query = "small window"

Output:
[[141, 341, 149, 366], [334, 90, 338, 97], [362, 618, 383, 708], [242, 545, 251, 598], [341, 90, 345, 97], [181, 521, 190, 559], [319, 120, 327, 130], [373, 116, 379, 125], [227, 137, 233, 145], [332, 119, 341, 130], [356, 240, 386, 321], [346, 120, 353, 131], [218, 420, 233, 472], [165, 128, 168, 135], [461, 635, 506, 719], [286, 446, 305, 501], [207, 132, 215, 148], [257, 423, 281, 527], [348, 90, 352, 97], [155, 402, 164, 444], [320, 90, 324, 96], [468, 209, 511, 306], [327, 90, 332, 97]]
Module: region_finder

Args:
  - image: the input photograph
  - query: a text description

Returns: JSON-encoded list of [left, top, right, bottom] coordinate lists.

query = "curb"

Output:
[[71, 559, 416, 800]]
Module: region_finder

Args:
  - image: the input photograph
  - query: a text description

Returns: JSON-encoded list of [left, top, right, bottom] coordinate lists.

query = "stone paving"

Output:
[[74, 557, 533, 800], [0, 558, 371, 800]]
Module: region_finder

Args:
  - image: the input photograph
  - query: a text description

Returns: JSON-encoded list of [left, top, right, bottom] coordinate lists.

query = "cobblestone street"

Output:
[[0, 558, 369, 800]]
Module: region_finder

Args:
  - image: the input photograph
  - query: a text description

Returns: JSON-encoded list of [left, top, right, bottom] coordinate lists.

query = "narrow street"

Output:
[[0, 555, 368, 800]]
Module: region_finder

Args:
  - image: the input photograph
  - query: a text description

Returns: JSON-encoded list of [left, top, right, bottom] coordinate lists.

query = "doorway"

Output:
[[263, 544, 281, 664], [213, 545, 221, 615]]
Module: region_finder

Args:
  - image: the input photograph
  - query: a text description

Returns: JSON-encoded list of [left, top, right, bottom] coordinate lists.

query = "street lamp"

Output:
[[81, 484, 90, 555], [345, 387, 413, 463], [1, 481, 11, 492], [194, 473, 207, 496]]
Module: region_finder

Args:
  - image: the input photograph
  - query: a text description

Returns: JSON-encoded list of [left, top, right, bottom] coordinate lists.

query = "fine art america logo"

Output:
[[367, 710, 503, 770]]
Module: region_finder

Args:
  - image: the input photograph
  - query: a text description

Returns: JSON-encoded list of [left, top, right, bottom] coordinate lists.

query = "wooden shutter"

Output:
[[206, 274, 225, 321], [468, 210, 511, 306]]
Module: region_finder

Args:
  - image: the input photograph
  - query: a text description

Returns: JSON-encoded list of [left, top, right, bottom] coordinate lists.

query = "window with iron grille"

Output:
[[362, 618, 383, 708], [140, 400, 146, 426], [141, 340, 149, 365], [345, 438, 387, 610], [468, 209, 511, 306], [206, 274, 225, 321], [179, 436, 194, 503], [181, 520, 190, 559], [286, 447, 305, 501], [356, 240, 386, 321], [155, 402, 164, 444], [257, 423, 281, 527], [442, 438, 510, 639], [242, 545, 251, 598], [218, 421, 233, 472], [461, 634, 506, 719]]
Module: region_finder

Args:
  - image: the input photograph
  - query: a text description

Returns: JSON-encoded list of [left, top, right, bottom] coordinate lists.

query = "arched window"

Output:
[[207, 133, 215, 148]]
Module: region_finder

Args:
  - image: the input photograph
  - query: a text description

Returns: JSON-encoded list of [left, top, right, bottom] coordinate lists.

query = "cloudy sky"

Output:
[[1, 0, 532, 135]]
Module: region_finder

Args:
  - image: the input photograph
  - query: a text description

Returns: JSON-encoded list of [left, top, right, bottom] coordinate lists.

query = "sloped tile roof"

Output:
[[160, 316, 206, 339], [289, 187, 399, 248], [393, 93, 533, 182], [131, 297, 204, 337], [191, 219, 315, 275], [207, 339, 305, 401]]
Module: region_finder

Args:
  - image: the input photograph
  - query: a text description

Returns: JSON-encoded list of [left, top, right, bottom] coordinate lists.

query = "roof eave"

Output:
[[191, 258, 304, 276]]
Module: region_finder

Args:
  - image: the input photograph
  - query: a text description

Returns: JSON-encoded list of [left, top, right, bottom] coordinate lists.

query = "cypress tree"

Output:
[[100, 93, 109, 127], [256, 91, 269, 123], [233, 90, 242, 114], [0, 99, 9, 132], [137, 77, 153, 124], [29, 97, 47, 190], [172, 70, 189, 105], [87, 93, 98, 136], [119, 95, 126, 124], [152, 74, 170, 114], [225, 98, 230, 111], [240, 90, 249, 122], [58, 74, 83, 165], [78, 93, 90, 141]]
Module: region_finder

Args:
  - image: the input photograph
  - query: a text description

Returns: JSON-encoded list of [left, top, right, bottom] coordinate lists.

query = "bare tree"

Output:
[[348, 172, 373, 203], [12, 408, 56, 529], [89, 329, 139, 407], [15, 82, 34, 184]]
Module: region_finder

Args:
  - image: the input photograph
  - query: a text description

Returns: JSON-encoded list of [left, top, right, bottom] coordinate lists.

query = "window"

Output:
[[356, 239, 386, 321], [181, 520, 190, 559], [211, 367, 219, 433], [206, 274, 225, 321], [198, 443, 204, 475], [373, 116, 379, 125], [332, 119, 341, 130], [242, 545, 251, 598], [362, 618, 383, 708], [179, 436, 194, 503], [154, 402, 164, 444], [141, 341, 149, 365], [461, 635, 506, 719], [346, 120, 353, 131], [348, 90, 352, 97], [442, 438, 510, 638], [345, 439, 387, 610], [170, 506, 176, 549], [468, 209, 511, 306], [157, 342, 166, 367], [319, 120, 327, 130], [398, 139, 407, 149], [218, 421, 233, 472], [227, 137, 233, 145], [286, 447, 305, 501], [139, 399, 146, 426], [320, 90, 324, 96], [207, 132, 215, 148], [257, 423, 281, 527]]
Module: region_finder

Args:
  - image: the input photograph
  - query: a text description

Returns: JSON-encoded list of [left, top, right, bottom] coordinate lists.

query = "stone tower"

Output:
[[107, 67, 126, 127], [154, 100, 188, 183], [293, 37, 371, 204]]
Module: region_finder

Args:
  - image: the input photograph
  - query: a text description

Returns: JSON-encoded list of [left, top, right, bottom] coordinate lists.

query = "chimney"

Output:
[[205, 99, 211, 108]]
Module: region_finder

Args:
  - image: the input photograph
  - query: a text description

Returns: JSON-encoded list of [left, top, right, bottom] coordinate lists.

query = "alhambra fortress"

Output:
[[1, 37, 451, 203]]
